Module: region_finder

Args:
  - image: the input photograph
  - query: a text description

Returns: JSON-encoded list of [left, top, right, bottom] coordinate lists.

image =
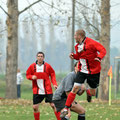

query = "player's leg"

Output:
[[33, 94, 44, 120], [17, 84, 21, 98], [65, 72, 86, 107], [77, 84, 86, 96], [61, 108, 71, 120], [60, 72, 86, 118], [86, 73, 100, 102], [46, 94, 61, 120], [70, 101, 85, 120], [33, 104, 40, 120], [60, 85, 80, 118], [50, 102, 61, 120], [53, 99, 68, 120]]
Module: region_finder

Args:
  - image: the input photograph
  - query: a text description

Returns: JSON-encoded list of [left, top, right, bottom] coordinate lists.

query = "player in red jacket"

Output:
[[26, 52, 60, 120], [60, 29, 106, 118]]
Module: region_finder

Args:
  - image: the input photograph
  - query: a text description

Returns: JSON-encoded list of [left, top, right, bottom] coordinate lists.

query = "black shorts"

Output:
[[75, 72, 100, 88], [53, 99, 78, 112], [53, 98, 66, 112], [33, 94, 53, 105]]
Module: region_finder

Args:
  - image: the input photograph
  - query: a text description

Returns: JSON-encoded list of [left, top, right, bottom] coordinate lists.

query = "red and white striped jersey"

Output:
[[73, 37, 106, 74], [26, 62, 57, 94]]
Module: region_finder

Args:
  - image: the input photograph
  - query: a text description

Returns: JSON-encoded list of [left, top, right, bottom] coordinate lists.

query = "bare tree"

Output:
[[39, 23, 46, 52], [99, 0, 110, 100], [48, 16, 56, 63], [76, 0, 111, 100], [5, 0, 19, 98], [0, 0, 111, 99], [74, 0, 111, 100], [1, 0, 42, 98], [1, 0, 66, 98]]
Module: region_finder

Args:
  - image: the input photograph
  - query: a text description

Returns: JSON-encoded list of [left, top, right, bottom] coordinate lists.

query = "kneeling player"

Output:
[[53, 62, 85, 120]]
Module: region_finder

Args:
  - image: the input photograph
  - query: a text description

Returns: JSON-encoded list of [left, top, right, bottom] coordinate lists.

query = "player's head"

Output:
[[36, 52, 45, 63], [74, 29, 86, 43], [36, 52, 45, 58], [17, 69, 20, 73]]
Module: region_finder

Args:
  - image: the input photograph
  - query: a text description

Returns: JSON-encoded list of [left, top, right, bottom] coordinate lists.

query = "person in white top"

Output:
[[17, 69, 23, 98]]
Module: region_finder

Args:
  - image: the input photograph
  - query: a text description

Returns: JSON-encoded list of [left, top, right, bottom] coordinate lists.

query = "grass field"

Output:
[[0, 74, 120, 120], [0, 99, 120, 120]]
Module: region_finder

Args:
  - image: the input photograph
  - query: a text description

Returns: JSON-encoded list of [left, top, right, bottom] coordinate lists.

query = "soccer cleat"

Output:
[[60, 109, 68, 118], [87, 94, 92, 102]]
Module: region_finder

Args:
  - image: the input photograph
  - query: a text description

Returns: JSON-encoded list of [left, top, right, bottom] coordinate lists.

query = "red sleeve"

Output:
[[93, 40, 106, 60], [72, 45, 80, 60], [48, 65, 57, 86], [26, 64, 34, 80]]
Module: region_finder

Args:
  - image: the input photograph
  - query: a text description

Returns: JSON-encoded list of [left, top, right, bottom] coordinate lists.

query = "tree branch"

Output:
[[81, 11, 100, 39], [0, 28, 7, 33], [41, 1, 62, 12], [19, 0, 42, 15], [111, 20, 120, 28], [0, 5, 11, 18], [76, 0, 99, 13]]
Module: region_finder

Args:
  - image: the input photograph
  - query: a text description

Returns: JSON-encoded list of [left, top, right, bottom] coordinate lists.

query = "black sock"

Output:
[[78, 113, 85, 120]]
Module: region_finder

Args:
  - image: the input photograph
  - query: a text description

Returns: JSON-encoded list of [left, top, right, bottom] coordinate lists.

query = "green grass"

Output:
[[0, 74, 5, 98], [0, 99, 120, 120], [21, 79, 33, 100], [0, 74, 120, 120]]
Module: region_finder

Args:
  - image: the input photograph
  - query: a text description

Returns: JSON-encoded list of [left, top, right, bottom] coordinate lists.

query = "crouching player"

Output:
[[52, 62, 86, 120]]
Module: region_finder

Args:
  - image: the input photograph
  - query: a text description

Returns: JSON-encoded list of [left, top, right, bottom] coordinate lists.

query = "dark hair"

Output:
[[74, 62, 78, 67], [36, 52, 45, 57]]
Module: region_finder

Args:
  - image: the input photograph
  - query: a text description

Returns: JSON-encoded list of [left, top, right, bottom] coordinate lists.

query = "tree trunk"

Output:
[[40, 24, 46, 52], [71, 0, 75, 71], [99, 0, 110, 100], [6, 0, 18, 98]]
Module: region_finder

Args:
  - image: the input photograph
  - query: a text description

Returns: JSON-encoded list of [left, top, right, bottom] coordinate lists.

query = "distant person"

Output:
[[26, 52, 60, 120], [53, 62, 86, 120], [17, 69, 23, 98], [60, 29, 106, 118]]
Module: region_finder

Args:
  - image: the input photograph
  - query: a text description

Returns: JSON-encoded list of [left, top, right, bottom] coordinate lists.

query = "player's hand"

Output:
[[32, 75, 37, 80], [94, 57, 101, 62], [53, 85, 58, 89], [66, 108, 71, 119], [69, 53, 74, 59]]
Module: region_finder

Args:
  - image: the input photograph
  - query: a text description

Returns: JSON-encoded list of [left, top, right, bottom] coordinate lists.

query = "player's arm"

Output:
[[69, 45, 80, 60], [49, 65, 58, 89], [93, 40, 106, 62], [70, 52, 79, 60], [26, 65, 37, 80]]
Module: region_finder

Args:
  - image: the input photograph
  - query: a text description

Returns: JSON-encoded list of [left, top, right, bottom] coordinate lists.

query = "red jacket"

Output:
[[26, 62, 57, 94], [73, 37, 106, 74]]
